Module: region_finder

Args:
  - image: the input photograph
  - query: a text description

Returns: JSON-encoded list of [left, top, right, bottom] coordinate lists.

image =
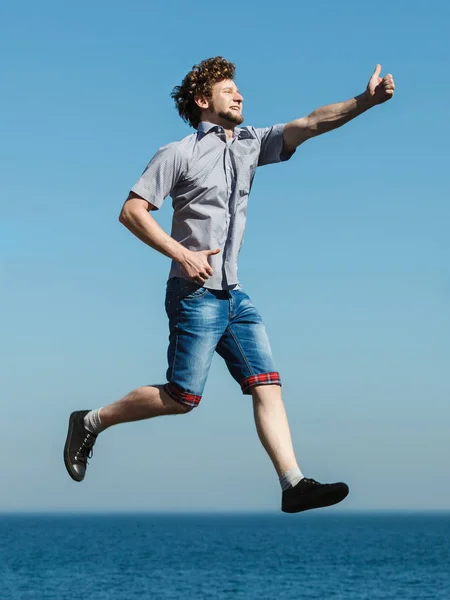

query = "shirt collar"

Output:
[[197, 121, 254, 140], [197, 121, 222, 135]]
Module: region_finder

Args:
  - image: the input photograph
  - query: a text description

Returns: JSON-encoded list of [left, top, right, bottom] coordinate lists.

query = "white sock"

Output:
[[279, 467, 304, 491], [83, 408, 104, 435]]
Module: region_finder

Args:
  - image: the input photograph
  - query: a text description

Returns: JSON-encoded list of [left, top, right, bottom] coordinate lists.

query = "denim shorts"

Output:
[[163, 277, 281, 408]]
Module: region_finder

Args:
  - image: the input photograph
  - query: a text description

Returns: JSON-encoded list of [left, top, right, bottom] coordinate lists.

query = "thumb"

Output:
[[206, 248, 221, 256], [372, 63, 382, 78]]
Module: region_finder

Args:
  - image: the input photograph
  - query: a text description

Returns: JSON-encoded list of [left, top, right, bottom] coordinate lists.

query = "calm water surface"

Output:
[[1, 513, 449, 599]]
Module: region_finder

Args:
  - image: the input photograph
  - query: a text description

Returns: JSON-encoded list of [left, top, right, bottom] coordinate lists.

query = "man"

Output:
[[64, 57, 395, 513]]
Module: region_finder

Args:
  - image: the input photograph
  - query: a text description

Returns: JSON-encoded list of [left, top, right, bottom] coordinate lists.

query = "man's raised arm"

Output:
[[283, 64, 395, 151]]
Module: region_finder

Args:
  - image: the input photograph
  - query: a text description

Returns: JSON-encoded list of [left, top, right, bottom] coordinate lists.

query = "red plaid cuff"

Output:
[[164, 382, 202, 408], [240, 372, 282, 395]]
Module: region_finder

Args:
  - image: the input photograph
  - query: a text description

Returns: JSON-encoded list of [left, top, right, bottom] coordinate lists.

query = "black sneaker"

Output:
[[64, 410, 97, 482], [282, 477, 349, 513]]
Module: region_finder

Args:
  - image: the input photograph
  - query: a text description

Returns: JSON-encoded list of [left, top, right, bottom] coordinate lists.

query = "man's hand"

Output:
[[366, 64, 395, 106], [179, 248, 221, 284]]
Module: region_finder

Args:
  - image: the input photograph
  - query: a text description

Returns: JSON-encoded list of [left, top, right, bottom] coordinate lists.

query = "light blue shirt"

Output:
[[131, 121, 295, 289]]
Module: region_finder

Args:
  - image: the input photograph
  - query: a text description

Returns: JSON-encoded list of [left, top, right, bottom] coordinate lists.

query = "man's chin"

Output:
[[218, 110, 244, 125]]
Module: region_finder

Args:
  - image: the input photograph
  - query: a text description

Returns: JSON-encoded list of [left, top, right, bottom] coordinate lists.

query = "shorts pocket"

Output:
[[183, 286, 209, 300], [166, 277, 209, 301]]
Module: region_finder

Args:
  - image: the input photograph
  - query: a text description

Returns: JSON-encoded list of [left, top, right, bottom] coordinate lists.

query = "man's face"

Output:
[[207, 79, 244, 125]]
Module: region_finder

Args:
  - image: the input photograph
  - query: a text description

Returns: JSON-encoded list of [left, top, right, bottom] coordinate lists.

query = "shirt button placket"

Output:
[[223, 145, 234, 286]]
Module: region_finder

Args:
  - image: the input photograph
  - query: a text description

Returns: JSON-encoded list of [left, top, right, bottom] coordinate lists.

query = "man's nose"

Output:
[[234, 92, 243, 103]]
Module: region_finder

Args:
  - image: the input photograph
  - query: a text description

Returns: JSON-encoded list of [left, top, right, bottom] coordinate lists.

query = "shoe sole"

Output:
[[64, 412, 84, 482], [282, 484, 349, 513]]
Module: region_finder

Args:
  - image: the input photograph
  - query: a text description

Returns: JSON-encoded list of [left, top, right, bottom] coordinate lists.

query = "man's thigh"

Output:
[[164, 278, 228, 406], [215, 288, 281, 395]]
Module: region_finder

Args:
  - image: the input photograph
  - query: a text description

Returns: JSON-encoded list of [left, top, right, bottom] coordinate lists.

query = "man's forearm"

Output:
[[119, 207, 187, 263], [307, 91, 373, 135], [283, 91, 374, 149]]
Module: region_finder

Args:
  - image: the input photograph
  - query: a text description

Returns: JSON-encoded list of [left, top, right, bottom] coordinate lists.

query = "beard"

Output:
[[217, 109, 244, 125]]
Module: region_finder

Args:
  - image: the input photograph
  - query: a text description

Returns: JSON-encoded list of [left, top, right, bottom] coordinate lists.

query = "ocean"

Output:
[[1, 513, 449, 599]]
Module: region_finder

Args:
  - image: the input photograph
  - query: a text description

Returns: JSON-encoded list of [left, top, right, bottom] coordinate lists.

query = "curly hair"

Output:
[[171, 57, 236, 129]]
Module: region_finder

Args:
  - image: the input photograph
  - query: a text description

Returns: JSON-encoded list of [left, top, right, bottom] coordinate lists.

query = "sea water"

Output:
[[1, 513, 449, 599]]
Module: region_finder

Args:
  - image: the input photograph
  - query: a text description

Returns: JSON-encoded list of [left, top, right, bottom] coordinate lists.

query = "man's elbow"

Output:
[[119, 195, 139, 226], [119, 193, 156, 226], [118, 209, 129, 226], [119, 204, 138, 228]]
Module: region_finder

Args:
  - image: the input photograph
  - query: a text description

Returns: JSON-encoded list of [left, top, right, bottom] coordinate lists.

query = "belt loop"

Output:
[[228, 290, 234, 317]]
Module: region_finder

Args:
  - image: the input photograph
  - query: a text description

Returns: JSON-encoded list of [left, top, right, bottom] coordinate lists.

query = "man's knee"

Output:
[[174, 402, 194, 414], [162, 382, 201, 413]]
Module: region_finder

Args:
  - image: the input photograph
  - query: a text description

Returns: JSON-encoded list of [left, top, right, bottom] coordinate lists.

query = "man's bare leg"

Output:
[[251, 384, 300, 476], [64, 385, 190, 482], [99, 385, 191, 430], [251, 384, 349, 512]]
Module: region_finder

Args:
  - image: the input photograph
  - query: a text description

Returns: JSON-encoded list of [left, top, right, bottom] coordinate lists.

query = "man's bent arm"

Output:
[[119, 193, 187, 263], [283, 65, 395, 151]]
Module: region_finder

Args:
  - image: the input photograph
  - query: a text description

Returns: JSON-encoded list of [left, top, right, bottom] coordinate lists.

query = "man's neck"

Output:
[[200, 114, 236, 140], [223, 127, 234, 141]]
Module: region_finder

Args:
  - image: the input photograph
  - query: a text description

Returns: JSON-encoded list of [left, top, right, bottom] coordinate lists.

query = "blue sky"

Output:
[[1, 0, 449, 512]]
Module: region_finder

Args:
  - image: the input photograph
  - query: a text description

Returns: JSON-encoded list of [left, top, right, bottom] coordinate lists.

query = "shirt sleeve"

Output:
[[130, 143, 184, 210], [254, 123, 296, 167]]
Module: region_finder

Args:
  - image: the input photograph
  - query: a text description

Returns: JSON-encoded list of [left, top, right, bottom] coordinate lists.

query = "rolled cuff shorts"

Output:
[[163, 277, 281, 408]]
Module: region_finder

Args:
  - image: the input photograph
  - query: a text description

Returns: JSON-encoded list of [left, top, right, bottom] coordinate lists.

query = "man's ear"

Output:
[[194, 95, 209, 110]]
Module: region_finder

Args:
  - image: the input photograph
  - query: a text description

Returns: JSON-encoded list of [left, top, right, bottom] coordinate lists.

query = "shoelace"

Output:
[[75, 433, 96, 466], [302, 478, 320, 486]]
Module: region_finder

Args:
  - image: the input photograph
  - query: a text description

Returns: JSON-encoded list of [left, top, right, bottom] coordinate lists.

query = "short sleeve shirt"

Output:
[[131, 122, 295, 290]]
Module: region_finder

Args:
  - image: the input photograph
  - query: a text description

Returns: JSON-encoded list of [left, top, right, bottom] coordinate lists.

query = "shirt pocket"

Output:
[[237, 164, 257, 203]]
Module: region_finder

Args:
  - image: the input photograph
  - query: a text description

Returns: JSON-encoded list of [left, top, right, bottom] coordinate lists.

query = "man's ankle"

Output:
[[279, 467, 304, 491], [83, 408, 104, 435]]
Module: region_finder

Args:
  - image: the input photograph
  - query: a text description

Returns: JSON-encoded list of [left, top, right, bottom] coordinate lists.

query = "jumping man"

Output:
[[64, 57, 395, 513]]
